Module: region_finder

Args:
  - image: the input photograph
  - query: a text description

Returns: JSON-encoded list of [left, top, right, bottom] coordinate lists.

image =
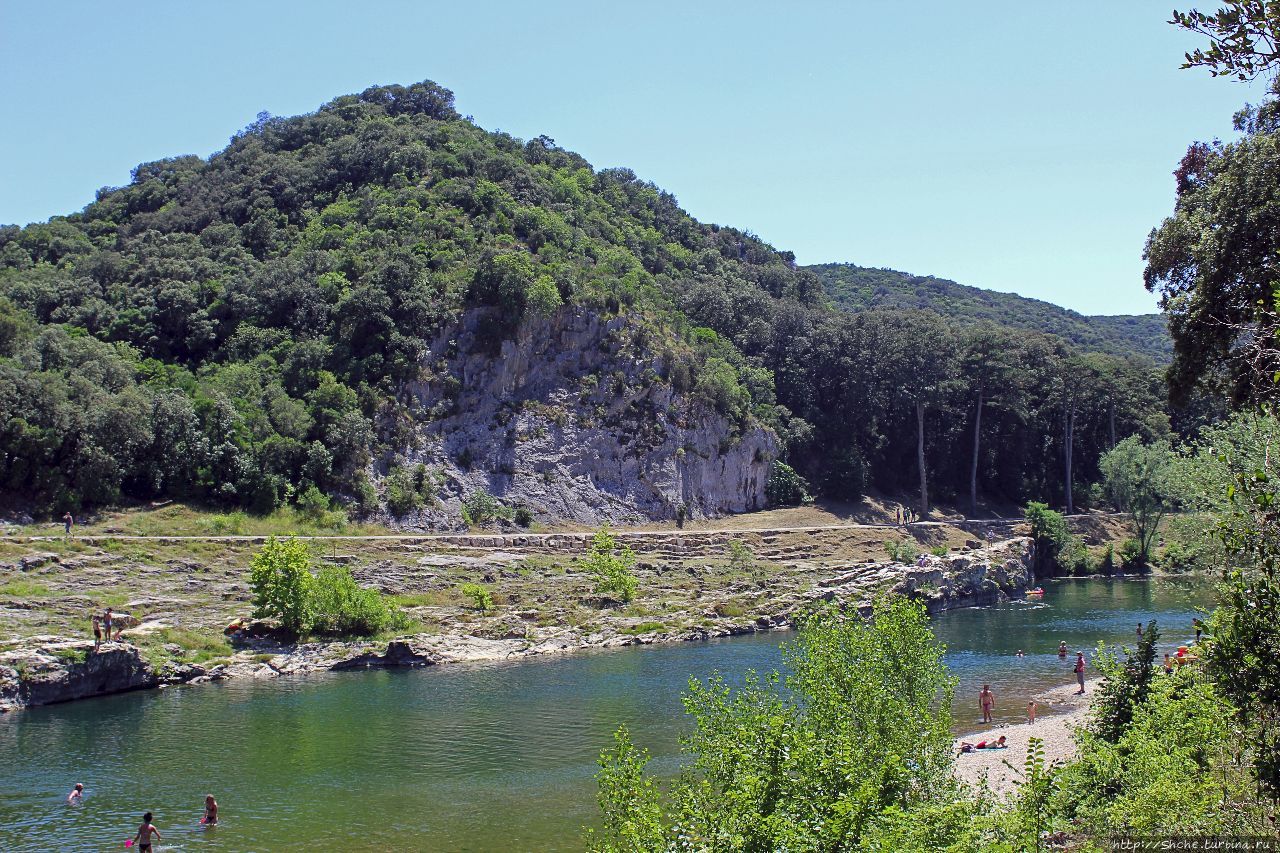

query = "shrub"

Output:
[[525, 274, 563, 317], [296, 484, 331, 521], [765, 461, 812, 506], [585, 526, 638, 603], [930, 545, 948, 557], [247, 538, 407, 636], [385, 465, 423, 516], [461, 489, 512, 526], [309, 564, 407, 635], [1025, 501, 1089, 575], [726, 540, 755, 574], [460, 582, 494, 612], [1119, 538, 1144, 568], [249, 537, 314, 634], [513, 506, 534, 527], [885, 538, 919, 563]]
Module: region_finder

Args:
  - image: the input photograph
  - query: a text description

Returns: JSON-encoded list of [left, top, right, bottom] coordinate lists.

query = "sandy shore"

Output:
[[952, 677, 1100, 797]]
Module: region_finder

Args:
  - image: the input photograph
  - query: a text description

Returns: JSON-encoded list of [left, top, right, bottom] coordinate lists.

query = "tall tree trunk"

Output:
[[1109, 399, 1116, 449], [916, 400, 929, 517], [970, 390, 983, 515], [1064, 402, 1075, 514]]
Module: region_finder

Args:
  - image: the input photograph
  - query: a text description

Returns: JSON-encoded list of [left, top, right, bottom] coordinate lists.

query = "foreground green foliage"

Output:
[[248, 537, 406, 635], [588, 598, 962, 851]]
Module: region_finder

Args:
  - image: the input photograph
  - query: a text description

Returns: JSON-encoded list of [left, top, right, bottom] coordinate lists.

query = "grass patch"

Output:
[[251, 653, 276, 664], [714, 602, 747, 618], [393, 590, 457, 608], [151, 627, 233, 663], [0, 579, 50, 598], [52, 647, 88, 665], [622, 621, 666, 635]]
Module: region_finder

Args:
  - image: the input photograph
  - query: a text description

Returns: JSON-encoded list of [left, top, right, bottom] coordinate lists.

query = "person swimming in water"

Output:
[[1058, 641, 1068, 658], [132, 812, 161, 852], [67, 783, 84, 803], [203, 794, 218, 825]]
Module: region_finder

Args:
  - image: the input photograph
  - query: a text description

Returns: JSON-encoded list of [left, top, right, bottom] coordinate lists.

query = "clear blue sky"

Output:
[[0, 1, 1266, 315]]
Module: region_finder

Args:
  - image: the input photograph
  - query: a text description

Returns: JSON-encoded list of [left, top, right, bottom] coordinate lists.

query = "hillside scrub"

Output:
[[0, 80, 1173, 522]]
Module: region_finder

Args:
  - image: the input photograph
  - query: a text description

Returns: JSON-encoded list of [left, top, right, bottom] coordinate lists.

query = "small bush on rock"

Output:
[[585, 526, 638, 603], [460, 582, 494, 612]]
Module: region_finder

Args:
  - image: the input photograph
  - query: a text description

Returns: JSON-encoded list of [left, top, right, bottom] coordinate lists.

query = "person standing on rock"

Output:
[[104, 608, 114, 643], [92, 614, 102, 653], [1074, 652, 1087, 694], [62, 512, 73, 538], [979, 684, 996, 723]]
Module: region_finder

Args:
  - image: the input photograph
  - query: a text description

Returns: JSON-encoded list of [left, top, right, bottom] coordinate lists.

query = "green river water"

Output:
[[0, 577, 1212, 851]]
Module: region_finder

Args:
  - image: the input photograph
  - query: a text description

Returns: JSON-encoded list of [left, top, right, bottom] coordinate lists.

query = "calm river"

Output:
[[0, 577, 1212, 851]]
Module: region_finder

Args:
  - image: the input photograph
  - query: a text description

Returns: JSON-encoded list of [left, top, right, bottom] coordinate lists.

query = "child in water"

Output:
[[131, 812, 161, 851], [203, 794, 218, 825]]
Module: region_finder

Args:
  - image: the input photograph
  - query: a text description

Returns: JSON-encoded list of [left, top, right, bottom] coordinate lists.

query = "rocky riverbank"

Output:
[[0, 534, 1033, 710]]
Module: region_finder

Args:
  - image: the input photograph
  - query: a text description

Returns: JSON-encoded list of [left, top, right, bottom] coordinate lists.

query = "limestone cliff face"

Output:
[[381, 307, 776, 528]]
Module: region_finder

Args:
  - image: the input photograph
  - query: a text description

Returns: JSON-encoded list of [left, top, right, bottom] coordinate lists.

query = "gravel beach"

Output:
[[953, 677, 1100, 797]]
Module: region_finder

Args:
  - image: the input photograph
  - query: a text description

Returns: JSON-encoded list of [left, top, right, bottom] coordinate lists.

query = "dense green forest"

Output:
[[810, 263, 1172, 363], [0, 81, 1183, 518]]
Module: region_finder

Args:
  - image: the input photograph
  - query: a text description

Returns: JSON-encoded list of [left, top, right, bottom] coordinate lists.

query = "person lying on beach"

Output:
[[958, 735, 1008, 753]]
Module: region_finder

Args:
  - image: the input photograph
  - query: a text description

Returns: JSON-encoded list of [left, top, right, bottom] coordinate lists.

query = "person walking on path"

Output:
[[1074, 652, 1087, 694], [131, 812, 161, 851], [979, 684, 996, 723], [62, 512, 72, 538], [92, 614, 102, 653]]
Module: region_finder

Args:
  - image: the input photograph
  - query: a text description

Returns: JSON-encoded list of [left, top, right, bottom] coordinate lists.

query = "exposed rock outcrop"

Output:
[[813, 537, 1034, 615], [383, 308, 776, 527], [0, 641, 156, 710]]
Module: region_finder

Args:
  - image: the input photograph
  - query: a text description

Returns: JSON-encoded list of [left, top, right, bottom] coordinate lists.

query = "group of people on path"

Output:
[[66, 785, 217, 847]]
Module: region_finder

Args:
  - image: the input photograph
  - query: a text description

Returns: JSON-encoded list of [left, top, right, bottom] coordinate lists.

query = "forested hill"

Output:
[[0, 81, 1172, 522], [808, 263, 1171, 363]]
